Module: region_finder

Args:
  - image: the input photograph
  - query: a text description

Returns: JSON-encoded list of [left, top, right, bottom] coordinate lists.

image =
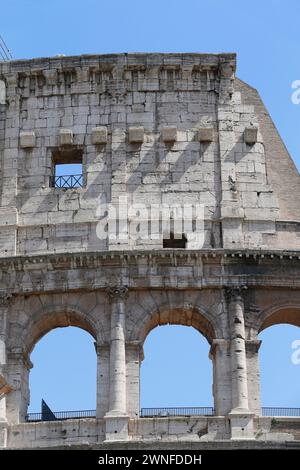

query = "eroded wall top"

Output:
[[0, 53, 299, 256]]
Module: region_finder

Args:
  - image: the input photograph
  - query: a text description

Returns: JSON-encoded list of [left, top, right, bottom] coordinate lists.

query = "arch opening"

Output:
[[258, 307, 300, 414], [140, 324, 213, 417], [17, 309, 99, 422], [27, 326, 97, 419]]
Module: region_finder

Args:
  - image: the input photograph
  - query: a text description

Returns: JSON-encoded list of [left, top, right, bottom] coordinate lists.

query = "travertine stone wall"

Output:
[[0, 53, 299, 257], [0, 53, 300, 448], [0, 248, 299, 447]]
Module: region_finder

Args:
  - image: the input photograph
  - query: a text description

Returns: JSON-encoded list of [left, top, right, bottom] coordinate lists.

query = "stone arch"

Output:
[[20, 305, 99, 357], [6, 304, 100, 424], [132, 302, 219, 345], [258, 302, 300, 333], [133, 302, 219, 418], [257, 302, 300, 412]]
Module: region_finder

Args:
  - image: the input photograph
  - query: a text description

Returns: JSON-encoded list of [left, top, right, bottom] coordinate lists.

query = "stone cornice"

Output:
[[0, 248, 299, 270], [0, 249, 300, 297], [1, 52, 236, 73], [0, 53, 236, 97]]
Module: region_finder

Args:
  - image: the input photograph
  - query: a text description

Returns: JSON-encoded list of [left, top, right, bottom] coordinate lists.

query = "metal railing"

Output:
[[140, 407, 215, 418], [51, 174, 83, 189], [25, 407, 300, 422], [261, 407, 300, 417], [26, 409, 96, 422], [141, 407, 300, 418]]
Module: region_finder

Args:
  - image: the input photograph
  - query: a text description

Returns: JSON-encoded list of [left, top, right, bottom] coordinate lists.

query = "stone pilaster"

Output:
[[1, 74, 19, 209], [226, 286, 254, 439], [104, 286, 129, 440], [246, 339, 262, 415], [126, 341, 144, 418], [226, 286, 249, 411], [209, 339, 231, 416], [0, 294, 13, 424], [95, 343, 110, 419], [218, 60, 244, 249], [5, 350, 32, 425]]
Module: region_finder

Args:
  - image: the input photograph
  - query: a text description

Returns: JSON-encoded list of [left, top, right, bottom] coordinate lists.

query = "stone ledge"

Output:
[[0, 248, 300, 269], [5, 417, 300, 449]]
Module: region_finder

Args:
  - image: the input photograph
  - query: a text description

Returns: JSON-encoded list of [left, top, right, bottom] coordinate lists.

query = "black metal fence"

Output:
[[261, 407, 300, 417], [141, 407, 300, 418], [140, 407, 215, 417], [25, 407, 300, 422], [51, 174, 83, 188], [26, 409, 96, 422]]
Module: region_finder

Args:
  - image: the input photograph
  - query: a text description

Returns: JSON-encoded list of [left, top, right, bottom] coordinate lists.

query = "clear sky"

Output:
[[2, 0, 300, 171], [29, 323, 300, 413], [1, 0, 299, 413]]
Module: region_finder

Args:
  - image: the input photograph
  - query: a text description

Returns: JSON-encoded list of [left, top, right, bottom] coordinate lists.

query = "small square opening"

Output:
[[163, 232, 187, 249], [51, 148, 83, 188]]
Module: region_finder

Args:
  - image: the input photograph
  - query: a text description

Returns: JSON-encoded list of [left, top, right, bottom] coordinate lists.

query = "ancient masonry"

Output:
[[0, 52, 300, 449]]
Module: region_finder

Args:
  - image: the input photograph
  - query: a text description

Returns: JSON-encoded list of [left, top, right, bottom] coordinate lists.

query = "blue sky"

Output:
[[2, 0, 300, 171], [1, 0, 299, 413], [29, 323, 300, 412]]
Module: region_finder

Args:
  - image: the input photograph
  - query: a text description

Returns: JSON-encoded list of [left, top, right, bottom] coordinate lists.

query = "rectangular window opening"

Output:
[[163, 232, 187, 249], [51, 148, 83, 188]]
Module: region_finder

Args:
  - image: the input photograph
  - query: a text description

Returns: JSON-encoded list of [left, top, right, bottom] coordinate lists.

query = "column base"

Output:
[[228, 409, 255, 440], [104, 412, 129, 441]]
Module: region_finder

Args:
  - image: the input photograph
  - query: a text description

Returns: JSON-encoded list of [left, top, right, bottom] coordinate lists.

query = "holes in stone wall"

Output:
[[18, 72, 46, 95], [63, 70, 76, 91]]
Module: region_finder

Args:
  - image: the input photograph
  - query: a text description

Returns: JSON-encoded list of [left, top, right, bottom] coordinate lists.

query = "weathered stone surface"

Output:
[[128, 126, 144, 143], [0, 53, 299, 255], [0, 52, 300, 449], [19, 131, 35, 148], [244, 127, 258, 144], [59, 128, 73, 146], [92, 126, 108, 144], [0, 80, 6, 105], [198, 127, 214, 142], [162, 126, 177, 142]]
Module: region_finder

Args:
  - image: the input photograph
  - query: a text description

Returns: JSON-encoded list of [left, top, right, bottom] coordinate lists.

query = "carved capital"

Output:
[[94, 342, 110, 355], [225, 286, 247, 304], [106, 286, 128, 302], [0, 294, 13, 307], [7, 350, 33, 370], [126, 341, 144, 361], [245, 339, 262, 354], [209, 339, 230, 358]]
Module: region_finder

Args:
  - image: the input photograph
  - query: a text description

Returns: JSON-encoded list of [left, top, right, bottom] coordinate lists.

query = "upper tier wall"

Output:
[[0, 53, 299, 256]]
